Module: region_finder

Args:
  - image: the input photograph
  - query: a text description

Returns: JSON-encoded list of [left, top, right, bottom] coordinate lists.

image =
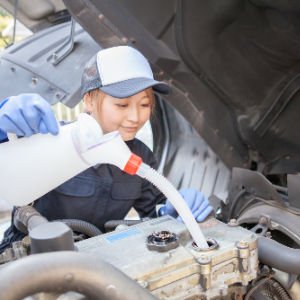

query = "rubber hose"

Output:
[[245, 278, 267, 300], [14, 206, 48, 233], [246, 278, 291, 300], [228, 189, 247, 221], [0, 251, 158, 300], [55, 219, 102, 237], [258, 237, 300, 275], [105, 220, 143, 232]]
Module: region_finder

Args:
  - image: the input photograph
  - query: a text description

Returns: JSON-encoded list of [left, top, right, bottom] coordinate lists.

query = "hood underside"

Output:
[[62, 0, 300, 175], [2, 0, 300, 174]]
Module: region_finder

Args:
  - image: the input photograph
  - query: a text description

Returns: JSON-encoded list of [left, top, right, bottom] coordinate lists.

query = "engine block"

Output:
[[76, 216, 258, 300]]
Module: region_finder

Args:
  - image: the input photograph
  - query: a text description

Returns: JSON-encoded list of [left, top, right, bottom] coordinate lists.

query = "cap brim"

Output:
[[99, 78, 172, 98]]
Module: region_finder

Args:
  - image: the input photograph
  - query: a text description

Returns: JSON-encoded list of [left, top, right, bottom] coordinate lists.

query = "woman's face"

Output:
[[84, 90, 151, 141]]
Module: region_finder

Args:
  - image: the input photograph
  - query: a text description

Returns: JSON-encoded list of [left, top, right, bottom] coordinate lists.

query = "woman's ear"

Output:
[[83, 92, 93, 113]]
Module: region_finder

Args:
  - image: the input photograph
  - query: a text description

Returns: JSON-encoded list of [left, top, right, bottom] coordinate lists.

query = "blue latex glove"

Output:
[[166, 188, 213, 223], [0, 94, 59, 142]]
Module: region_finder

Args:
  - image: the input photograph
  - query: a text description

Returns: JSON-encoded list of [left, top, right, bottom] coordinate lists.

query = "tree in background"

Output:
[[0, 7, 10, 17], [0, 7, 12, 49]]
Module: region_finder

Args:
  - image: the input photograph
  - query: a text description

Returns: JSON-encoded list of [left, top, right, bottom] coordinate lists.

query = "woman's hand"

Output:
[[165, 188, 213, 223], [0, 94, 59, 142]]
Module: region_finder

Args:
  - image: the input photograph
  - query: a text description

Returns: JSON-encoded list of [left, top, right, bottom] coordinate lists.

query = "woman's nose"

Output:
[[127, 106, 139, 123]]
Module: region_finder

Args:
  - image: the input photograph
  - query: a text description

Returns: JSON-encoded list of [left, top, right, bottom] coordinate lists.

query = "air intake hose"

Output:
[[0, 251, 158, 300], [14, 206, 75, 254], [258, 237, 300, 275]]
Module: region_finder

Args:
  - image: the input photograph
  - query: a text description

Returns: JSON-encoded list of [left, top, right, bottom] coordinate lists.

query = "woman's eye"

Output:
[[117, 104, 127, 108], [141, 104, 150, 108]]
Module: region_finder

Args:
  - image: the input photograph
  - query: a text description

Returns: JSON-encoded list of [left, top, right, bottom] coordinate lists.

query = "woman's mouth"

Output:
[[120, 126, 138, 132]]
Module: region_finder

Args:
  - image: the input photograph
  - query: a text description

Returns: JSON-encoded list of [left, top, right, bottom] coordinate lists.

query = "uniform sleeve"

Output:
[[0, 98, 9, 143], [133, 148, 167, 218]]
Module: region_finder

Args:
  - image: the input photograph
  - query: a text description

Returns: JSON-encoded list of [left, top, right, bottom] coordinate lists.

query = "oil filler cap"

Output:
[[146, 231, 179, 252]]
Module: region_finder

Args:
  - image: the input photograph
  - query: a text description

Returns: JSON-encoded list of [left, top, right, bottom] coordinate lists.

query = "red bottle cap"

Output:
[[123, 154, 143, 175]]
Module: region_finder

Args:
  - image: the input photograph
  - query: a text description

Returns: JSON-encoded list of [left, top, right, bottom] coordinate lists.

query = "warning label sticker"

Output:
[[199, 219, 218, 230], [105, 228, 143, 243]]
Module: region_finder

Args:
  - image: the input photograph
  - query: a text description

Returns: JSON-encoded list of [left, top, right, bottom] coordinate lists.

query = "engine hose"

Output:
[[0, 251, 158, 300], [258, 237, 300, 275], [245, 278, 267, 300], [246, 278, 291, 300], [54, 219, 102, 237], [228, 189, 246, 221], [104, 220, 143, 232]]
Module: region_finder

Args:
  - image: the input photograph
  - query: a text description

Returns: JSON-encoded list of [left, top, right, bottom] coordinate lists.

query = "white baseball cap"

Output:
[[81, 46, 172, 98]]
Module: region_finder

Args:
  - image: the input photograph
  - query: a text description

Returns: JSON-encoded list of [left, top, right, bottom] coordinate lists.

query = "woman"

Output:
[[0, 46, 212, 252]]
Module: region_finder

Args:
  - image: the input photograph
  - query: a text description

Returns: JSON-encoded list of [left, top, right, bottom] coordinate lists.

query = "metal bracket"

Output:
[[250, 214, 278, 236], [47, 18, 76, 66]]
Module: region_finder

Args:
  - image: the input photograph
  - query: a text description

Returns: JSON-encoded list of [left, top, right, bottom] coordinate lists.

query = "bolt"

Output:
[[11, 66, 15, 72], [160, 71, 164, 75], [99, 14, 104, 19], [230, 219, 237, 225], [55, 93, 60, 98], [197, 254, 211, 264], [137, 279, 148, 288], [200, 254, 209, 261], [53, 53, 58, 60], [259, 217, 267, 226], [238, 240, 248, 247], [185, 92, 189, 96], [65, 273, 74, 283], [122, 37, 127, 43], [22, 236, 30, 248], [32, 78, 38, 84], [234, 290, 243, 300], [216, 129, 219, 133], [265, 231, 272, 238]]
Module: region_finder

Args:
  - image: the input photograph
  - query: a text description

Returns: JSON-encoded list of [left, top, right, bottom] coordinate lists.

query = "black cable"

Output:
[[228, 189, 246, 221], [104, 220, 143, 232], [236, 197, 300, 219], [54, 219, 102, 237], [245, 278, 268, 300], [273, 184, 288, 194]]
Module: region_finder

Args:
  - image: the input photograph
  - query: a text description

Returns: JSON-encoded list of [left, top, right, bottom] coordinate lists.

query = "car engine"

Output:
[[76, 216, 258, 300]]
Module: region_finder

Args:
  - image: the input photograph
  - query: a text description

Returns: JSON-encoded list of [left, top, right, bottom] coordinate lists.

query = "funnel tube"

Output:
[[138, 164, 208, 249]]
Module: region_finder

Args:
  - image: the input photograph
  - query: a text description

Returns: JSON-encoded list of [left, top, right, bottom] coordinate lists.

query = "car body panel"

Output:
[[62, 0, 300, 174]]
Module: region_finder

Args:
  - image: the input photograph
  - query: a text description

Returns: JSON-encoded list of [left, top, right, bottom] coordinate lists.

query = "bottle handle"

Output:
[[7, 133, 18, 142], [7, 117, 60, 142]]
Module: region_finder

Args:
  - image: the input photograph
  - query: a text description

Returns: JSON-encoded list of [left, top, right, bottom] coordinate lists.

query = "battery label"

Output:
[[104, 228, 143, 243]]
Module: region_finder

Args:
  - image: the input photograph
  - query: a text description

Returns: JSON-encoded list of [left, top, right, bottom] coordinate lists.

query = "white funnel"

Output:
[[0, 114, 132, 206]]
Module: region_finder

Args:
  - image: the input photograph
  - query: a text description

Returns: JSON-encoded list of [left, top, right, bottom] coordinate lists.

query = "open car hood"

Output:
[[61, 0, 300, 175]]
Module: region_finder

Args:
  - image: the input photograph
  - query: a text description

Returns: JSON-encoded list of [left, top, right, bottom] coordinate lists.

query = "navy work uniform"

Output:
[[0, 138, 166, 253]]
